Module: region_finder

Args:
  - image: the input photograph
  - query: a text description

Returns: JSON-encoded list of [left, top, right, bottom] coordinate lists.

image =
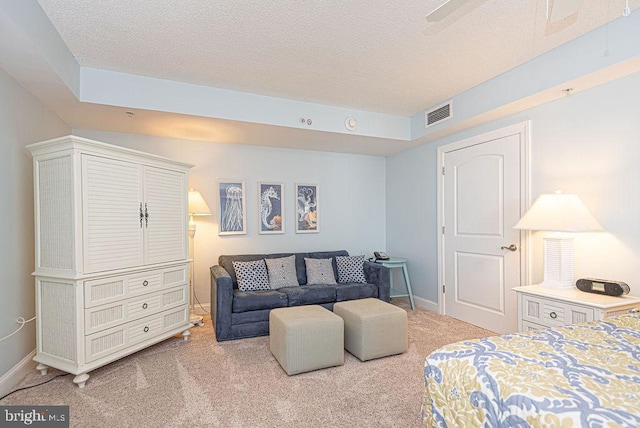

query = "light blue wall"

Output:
[[387, 70, 640, 304], [74, 130, 387, 304], [0, 68, 69, 379]]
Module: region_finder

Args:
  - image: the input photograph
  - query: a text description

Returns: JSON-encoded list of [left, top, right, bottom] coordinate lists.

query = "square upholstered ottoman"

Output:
[[269, 305, 344, 375], [333, 298, 407, 361]]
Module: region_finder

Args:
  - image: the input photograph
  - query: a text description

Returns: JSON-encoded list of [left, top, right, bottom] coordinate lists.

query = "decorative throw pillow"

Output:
[[232, 259, 270, 291], [304, 258, 337, 285], [336, 255, 367, 284], [265, 255, 299, 289]]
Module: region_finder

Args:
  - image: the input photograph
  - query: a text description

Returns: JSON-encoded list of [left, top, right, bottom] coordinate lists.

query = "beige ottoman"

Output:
[[269, 305, 344, 375], [333, 298, 407, 361]]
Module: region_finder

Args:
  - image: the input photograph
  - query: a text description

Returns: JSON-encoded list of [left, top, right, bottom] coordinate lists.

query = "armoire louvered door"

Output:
[[143, 166, 187, 265], [82, 155, 144, 273], [82, 157, 188, 274]]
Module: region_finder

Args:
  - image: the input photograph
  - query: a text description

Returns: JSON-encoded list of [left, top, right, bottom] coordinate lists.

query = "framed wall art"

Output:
[[295, 183, 319, 233], [218, 180, 246, 235], [258, 182, 284, 234]]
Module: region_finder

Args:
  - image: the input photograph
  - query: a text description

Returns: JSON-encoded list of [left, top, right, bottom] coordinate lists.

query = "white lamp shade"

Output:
[[514, 192, 602, 232], [188, 189, 212, 216], [514, 191, 602, 290]]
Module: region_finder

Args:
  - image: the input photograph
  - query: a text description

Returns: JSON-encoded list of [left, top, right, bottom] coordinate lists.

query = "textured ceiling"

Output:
[[37, 0, 639, 116]]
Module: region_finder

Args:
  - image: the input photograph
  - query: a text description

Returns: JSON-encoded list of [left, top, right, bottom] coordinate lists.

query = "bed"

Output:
[[422, 312, 640, 427]]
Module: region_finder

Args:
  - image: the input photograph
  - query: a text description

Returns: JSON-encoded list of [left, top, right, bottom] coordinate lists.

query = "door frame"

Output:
[[437, 121, 532, 315]]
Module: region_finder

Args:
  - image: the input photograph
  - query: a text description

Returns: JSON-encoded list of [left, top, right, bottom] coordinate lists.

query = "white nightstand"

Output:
[[514, 284, 640, 332]]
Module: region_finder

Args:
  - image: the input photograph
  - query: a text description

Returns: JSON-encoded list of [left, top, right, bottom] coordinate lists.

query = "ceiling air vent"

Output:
[[425, 102, 452, 128]]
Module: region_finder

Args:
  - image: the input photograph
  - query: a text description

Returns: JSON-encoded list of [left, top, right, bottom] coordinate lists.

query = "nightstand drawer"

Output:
[[521, 294, 594, 328], [521, 320, 545, 332]]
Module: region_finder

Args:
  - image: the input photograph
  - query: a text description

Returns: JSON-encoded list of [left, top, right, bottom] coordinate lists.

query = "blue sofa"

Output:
[[210, 250, 391, 341]]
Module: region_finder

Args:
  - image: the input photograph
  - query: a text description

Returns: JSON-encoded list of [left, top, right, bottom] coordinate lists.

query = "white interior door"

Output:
[[441, 126, 526, 334]]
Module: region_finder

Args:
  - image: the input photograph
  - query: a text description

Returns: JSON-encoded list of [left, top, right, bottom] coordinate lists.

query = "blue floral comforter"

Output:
[[422, 313, 640, 427]]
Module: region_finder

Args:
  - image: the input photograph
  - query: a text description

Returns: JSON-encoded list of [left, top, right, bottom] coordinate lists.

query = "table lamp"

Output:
[[188, 189, 212, 326], [514, 191, 602, 290]]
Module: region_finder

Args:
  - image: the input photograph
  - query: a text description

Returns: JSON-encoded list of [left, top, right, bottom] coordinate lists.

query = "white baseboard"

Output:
[[0, 349, 36, 399], [413, 295, 440, 313], [194, 303, 210, 316]]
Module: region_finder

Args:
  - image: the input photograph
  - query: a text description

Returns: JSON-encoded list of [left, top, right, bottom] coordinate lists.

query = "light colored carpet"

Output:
[[2, 300, 494, 427]]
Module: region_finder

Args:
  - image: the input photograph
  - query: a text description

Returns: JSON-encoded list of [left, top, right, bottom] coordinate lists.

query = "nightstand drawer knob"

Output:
[[143, 280, 149, 287], [143, 326, 149, 333], [142, 303, 148, 309], [549, 311, 557, 319]]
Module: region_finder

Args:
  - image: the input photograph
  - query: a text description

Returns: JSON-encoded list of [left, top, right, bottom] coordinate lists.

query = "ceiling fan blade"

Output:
[[547, 0, 584, 21], [426, 0, 471, 22]]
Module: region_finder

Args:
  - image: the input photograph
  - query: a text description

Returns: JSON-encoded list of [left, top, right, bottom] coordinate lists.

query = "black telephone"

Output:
[[374, 251, 390, 261]]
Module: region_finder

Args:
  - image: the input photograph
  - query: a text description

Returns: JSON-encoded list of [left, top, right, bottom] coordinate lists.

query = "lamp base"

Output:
[[190, 313, 204, 327], [542, 234, 576, 291]]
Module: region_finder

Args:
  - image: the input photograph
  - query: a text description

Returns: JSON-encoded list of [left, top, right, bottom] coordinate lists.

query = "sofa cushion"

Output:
[[220, 254, 268, 288], [305, 258, 337, 285], [233, 259, 270, 291], [265, 255, 299, 289], [305, 250, 348, 283], [335, 283, 378, 301], [336, 255, 367, 284], [232, 290, 288, 313], [278, 284, 337, 306]]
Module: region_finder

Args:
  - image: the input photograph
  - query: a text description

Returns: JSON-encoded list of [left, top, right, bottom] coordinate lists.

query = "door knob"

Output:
[[500, 244, 518, 251]]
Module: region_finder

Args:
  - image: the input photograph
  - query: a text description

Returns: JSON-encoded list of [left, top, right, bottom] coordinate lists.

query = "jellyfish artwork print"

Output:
[[218, 180, 246, 235]]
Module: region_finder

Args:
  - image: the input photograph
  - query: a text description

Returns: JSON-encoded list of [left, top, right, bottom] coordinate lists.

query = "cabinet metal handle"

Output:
[[144, 203, 149, 227], [500, 244, 518, 252], [143, 326, 149, 333], [142, 303, 148, 309], [139, 203, 144, 228], [549, 311, 557, 319], [143, 280, 149, 287]]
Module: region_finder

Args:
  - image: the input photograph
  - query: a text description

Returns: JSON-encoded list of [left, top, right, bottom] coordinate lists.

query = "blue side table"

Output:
[[376, 258, 415, 310]]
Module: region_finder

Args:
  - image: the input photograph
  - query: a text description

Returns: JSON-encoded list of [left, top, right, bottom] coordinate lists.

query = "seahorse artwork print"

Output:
[[259, 183, 283, 234], [218, 181, 246, 234], [296, 184, 318, 233]]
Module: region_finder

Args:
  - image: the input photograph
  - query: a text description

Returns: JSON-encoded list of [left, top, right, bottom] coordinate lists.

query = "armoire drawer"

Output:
[[521, 294, 594, 328], [85, 305, 189, 363], [84, 264, 188, 308], [84, 284, 189, 334]]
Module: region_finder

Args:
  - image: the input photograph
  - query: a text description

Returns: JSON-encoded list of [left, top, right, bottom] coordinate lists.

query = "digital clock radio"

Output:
[[576, 278, 630, 296]]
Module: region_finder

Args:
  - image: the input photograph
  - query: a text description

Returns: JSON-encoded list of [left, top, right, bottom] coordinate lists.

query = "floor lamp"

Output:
[[514, 191, 602, 290], [188, 189, 212, 326]]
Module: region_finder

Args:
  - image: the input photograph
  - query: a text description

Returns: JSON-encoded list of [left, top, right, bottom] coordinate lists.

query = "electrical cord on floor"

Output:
[[0, 373, 70, 401]]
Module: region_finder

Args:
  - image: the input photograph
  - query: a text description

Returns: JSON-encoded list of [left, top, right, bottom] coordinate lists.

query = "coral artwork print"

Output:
[[296, 184, 319, 233]]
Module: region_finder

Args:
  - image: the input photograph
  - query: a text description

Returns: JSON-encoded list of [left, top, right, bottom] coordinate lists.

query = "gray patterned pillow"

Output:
[[232, 259, 270, 291], [265, 255, 299, 289], [336, 255, 367, 284], [304, 258, 337, 285]]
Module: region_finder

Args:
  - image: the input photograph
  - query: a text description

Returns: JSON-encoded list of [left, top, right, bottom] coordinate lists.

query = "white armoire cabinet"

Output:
[[28, 136, 194, 388]]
